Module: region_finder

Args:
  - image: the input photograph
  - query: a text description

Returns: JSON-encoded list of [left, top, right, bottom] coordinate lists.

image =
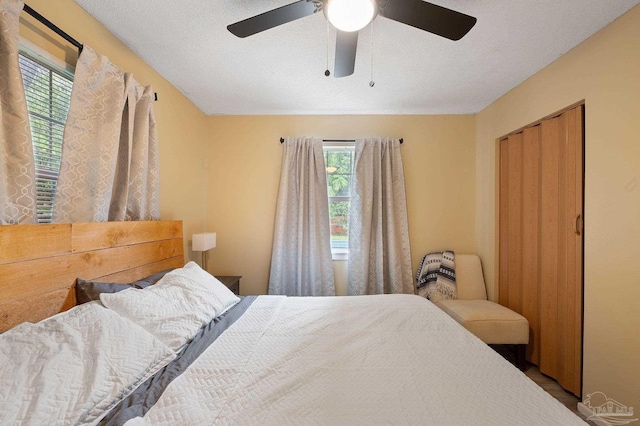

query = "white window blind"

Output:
[[18, 52, 73, 223]]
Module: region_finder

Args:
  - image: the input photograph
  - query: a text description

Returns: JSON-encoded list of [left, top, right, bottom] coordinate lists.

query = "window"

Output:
[[323, 141, 355, 260], [18, 50, 73, 223]]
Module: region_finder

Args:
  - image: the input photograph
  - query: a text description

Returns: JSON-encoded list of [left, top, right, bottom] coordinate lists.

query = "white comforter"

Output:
[[129, 294, 586, 425]]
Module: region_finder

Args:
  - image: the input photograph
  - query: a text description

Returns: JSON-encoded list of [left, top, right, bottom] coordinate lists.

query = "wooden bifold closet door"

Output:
[[498, 105, 583, 396]]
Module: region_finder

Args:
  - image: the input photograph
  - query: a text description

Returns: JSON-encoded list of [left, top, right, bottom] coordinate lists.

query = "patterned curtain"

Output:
[[268, 137, 335, 296], [53, 46, 159, 223], [0, 0, 37, 224], [110, 74, 159, 220], [348, 137, 413, 295]]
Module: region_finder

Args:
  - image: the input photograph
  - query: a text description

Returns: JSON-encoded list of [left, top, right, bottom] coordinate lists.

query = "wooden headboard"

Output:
[[0, 220, 184, 332]]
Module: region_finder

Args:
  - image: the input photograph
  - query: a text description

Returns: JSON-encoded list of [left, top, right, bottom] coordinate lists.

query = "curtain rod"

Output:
[[22, 4, 158, 102], [23, 4, 83, 52], [280, 137, 403, 144]]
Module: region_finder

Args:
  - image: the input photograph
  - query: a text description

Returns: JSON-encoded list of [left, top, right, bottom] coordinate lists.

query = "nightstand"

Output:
[[216, 276, 241, 295]]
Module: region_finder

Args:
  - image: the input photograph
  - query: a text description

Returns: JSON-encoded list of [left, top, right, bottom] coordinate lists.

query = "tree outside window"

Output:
[[323, 142, 355, 258]]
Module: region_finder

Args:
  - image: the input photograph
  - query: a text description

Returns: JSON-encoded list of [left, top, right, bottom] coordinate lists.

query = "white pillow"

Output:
[[180, 261, 240, 314], [0, 302, 175, 425], [100, 262, 239, 351]]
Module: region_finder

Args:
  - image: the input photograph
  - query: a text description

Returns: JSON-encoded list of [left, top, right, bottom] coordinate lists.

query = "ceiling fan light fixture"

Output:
[[326, 0, 377, 32]]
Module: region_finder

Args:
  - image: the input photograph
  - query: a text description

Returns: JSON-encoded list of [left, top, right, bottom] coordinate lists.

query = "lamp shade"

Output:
[[192, 232, 216, 252]]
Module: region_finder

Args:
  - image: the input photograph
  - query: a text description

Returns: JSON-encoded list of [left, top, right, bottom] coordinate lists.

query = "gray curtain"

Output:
[[53, 46, 159, 223], [0, 0, 37, 224], [268, 137, 335, 296], [348, 137, 413, 295]]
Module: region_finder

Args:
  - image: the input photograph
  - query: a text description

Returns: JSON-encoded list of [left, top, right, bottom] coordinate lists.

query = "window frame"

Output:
[[323, 140, 355, 261], [19, 39, 74, 224]]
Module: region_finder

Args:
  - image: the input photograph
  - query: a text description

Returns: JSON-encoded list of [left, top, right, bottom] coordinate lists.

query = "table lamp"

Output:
[[192, 232, 216, 271]]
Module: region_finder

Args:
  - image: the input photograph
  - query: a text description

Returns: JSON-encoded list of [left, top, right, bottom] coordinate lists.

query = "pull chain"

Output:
[[325, 19, 331, 77], [369, 21, 375, 87]]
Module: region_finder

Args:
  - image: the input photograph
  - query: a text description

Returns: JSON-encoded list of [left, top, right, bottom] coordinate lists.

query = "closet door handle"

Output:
[[574, 214, 582, 236]]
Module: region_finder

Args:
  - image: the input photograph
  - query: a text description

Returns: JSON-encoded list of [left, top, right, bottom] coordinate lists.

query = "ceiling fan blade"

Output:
[[334, 30, 358, 78], [227, 1, 319, 38], [380, 0, 477, 41]]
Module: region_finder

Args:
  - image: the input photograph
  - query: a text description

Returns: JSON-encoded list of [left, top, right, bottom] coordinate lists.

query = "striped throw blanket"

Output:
[[415, 251, 457, 301]]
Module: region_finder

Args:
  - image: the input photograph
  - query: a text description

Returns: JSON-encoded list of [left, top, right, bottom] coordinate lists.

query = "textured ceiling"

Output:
[[74, 0, 640, 115]]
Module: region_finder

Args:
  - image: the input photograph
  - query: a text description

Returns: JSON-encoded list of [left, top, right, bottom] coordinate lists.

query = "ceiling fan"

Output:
[[227, 0, 477, 78]]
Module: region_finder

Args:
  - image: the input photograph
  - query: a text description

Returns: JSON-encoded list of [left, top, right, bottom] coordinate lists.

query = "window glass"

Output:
[[18, 52, 73, 223], [323, 142, 355, 258]]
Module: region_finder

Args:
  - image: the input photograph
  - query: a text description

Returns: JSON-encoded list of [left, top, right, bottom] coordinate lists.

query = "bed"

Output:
[[0, 221, 587, 425]]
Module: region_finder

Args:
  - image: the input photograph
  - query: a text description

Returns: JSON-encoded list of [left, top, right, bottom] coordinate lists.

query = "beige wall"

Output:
[[19, 0, 209, 257], [476, 4, 640, 411], [205, 115, 476, 296]]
